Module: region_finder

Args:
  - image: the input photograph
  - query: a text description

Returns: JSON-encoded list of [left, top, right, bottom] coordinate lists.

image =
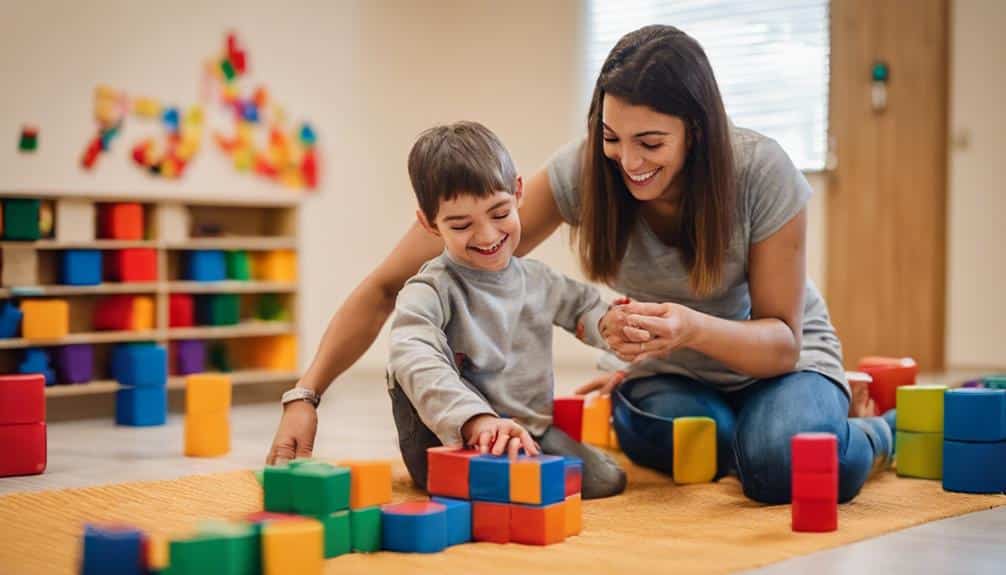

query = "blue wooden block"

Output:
[[537, 455, 566, 505], [60, 250, 102, 286], [186, 250, 227, 282], [381, 501, 447, 553], [470, 455, 510, 502], [18, 348, 55, 386], [115, 387, 167, 426], [944, 388, 1006, 442], [111, 343, 167, 387], [0, 301, 21, 338], [943, 439, 1006, 494], [431, 496, 472, 546], [81, 524, 145, 575]]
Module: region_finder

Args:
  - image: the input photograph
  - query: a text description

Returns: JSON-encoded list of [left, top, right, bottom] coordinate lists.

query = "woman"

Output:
[[268, 25, 892, 504]]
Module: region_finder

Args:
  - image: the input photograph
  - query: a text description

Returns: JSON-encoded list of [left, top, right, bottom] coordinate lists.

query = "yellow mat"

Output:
[[0, 458, 1003, 575]]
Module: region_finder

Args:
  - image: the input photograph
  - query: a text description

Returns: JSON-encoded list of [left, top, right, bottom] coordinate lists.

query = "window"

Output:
[[586, 0, 829, 171]]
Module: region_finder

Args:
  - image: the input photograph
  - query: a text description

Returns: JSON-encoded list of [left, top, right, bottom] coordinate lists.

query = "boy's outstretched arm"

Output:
[[541, 264, 609, 351]]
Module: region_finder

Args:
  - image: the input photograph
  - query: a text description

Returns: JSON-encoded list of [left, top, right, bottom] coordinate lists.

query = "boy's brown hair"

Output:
[[407, 121, 518, 222]]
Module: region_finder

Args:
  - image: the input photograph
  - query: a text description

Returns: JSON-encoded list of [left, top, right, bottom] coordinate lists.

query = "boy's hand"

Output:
[[574, 370, 627, 396], [462, 414, 540, 459], [266, 400, 318, 465]]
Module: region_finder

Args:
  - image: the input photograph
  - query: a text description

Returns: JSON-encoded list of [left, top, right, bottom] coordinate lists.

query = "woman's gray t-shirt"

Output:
[[546, 127, 848, 395]]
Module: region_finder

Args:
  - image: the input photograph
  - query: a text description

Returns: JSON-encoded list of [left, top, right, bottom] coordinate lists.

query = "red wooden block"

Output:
[[510, 501, 566, 546], [791, 433, 838, 473], [472, 501, 510, 543], [427, 446, 480, 499], [792, 471, 838, 501], [0, 422, 47, 477], [792, 498, 837, 532], [169, 294, 195, 328], [553, 397, 585, 441], [94, 295, 134, 331], [99, 203, 144, 240], [0, 374, 45, 424], [858, 357, 918, 414], [565, 463, 582, 497], [107, 249, 157, 282]]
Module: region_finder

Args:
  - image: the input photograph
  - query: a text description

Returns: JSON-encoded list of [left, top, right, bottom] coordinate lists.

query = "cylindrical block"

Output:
[[942, 439, 1006, 494], [896, 385, 946, 433], [944, 388, 1006, 442], [184, 414, 230, 457], [792, 498, 837, 532], [858, 357, 917, 414], [895, 430, 943, 479], [673, 416, 717, 484], [791, 433, 838, 473]]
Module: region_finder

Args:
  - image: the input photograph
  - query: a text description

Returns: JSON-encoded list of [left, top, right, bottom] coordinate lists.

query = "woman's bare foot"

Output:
[[846, 370, 877, 417]]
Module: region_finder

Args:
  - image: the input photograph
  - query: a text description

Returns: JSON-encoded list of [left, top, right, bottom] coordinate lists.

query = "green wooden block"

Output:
[[263, 464, 294, 512], [168, 535, 232, 575], [350, 506, 382, 553], [291, 463, 350, 516], [255, 293, 284, 321], [3, 199, 41, 241], [983, 375, 1006, 390], [895, 430, 943, 479], [226, 251, 251, 281], [197, 520, 261, 575], [197, 294, 240, 326], [318, 509, 352, 558], [896, 385, 946, 433]]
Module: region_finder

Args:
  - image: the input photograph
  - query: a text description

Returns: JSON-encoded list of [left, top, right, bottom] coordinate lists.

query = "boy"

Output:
[[388, 121, 626, 499]]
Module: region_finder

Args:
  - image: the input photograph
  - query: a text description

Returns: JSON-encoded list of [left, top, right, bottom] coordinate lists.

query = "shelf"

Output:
[[0, 283, 159, 298], [164, 237, 296, 250], [44, 370, 299, 397], [0, 330, 160, 350], [0, 240, 158, 250], [166, 281, 296, 294], [166, 322, 294, 340]]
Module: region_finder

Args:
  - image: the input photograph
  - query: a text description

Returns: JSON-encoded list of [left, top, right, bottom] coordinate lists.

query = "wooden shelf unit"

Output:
[[0, 190, 303, 399]]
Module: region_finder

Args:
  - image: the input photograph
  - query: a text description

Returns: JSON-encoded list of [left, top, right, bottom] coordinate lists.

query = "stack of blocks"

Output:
[[895, 385, 946, 479], [0, 373, 46, 477], [426, 446, 583, 546], [857, 356, 918, 414], [791, 432, 838, 532], [553, 393, 619, 449], [113, 343, 168, 426], [184, 373, 231, 457], [943, 388, 1006, 493]]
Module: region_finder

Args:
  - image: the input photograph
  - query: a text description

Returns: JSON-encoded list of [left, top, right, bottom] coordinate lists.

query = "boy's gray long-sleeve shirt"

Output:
[[388, 251, 609, 447]]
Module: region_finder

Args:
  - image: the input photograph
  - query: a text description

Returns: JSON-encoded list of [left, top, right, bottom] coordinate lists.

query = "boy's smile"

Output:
[[418, 185, 523, 272]]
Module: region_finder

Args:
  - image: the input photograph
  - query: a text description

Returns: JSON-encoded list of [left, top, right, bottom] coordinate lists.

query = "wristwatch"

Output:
[[281, 387, 321, 408]]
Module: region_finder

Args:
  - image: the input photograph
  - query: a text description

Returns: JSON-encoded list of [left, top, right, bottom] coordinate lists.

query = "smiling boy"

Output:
[[387, 121, 626, 499]]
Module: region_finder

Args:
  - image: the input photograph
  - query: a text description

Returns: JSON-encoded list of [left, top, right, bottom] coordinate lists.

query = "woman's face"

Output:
[[601, 94, 690, 203]]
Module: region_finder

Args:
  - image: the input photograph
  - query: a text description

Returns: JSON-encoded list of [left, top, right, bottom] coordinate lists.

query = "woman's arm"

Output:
[[615, 208, 807, 378]]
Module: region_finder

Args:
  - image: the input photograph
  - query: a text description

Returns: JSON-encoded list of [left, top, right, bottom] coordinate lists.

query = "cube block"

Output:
[[170, 294, 195, 327], [427, 446, 479, 499], [195, 520, 261, 575], [80, 524, 144, 575], [380, 501, 447, 553], [469, 455, 510, 502], [350, 506, 382, 553], [581, 394, 611, 446], [261, 519, 324, 575], [263, 465, 295, 512], [115, 387, 167, 426], [174, 340, 206, 375], [60, 250, 102, 285], [431, 496, 472, 546], [226, 250, 251, 280], [0, 422, 46, 477], [672, 416, 717, 484], [896, 385, 946, 433], [3, 199, 41, 240], [111, 344, 167, 387], [472, 501, 509, 543], [168, 534, 234, 574], [290, 464, 351, 516], [319, 510, 352, 558], [186, 250, 227, 282], [55, 343, 94, 384], [107, 249, 157, 282], [99, 203, 144, 240], [185, 373, 231, 414], [944, 388, 1006, 442], [509, 455, 565, 505], [184, 414, 230, 457], [895, 430, 943, 479], [510, 501, 565, 546], [20, 299, 69, 340], [0, 373, 45, 424], [553, 396, 584, 441], [94, 296, 133, 331], [196, 294, 240, 326], [942, 439, 1006, 494], [337, 459, 393, 509]]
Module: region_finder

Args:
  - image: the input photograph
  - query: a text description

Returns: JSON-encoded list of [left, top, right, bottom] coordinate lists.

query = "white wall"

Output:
[[946, 0, 1006, 368]]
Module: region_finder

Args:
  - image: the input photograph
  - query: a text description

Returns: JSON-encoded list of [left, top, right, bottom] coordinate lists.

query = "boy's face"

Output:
[[418, 182, 523, 272]]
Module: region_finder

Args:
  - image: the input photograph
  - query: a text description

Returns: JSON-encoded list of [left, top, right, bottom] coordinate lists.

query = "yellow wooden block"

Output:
[[184, 413, 230, 457], [895, 430, 943, 479], [336, 460, 393, 509], [510, 458, 542, 505], [255, 250, 297, 282], [896, 385, 947, 433], [185, 373, 231, 415], [581, 394, 612, 447], [131, 296, 155, 331], [261, 518, 324, 575], [564, 493, 582, 537], [672, 416, 717, 484], [21, 299, 69, 340]]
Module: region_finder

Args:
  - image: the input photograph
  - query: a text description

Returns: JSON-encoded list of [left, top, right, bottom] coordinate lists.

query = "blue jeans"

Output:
[[612, 371, 893, 504]]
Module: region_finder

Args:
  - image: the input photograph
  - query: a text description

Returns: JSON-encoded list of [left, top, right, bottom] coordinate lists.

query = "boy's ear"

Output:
[[514, 176, 524, 207], [416, 209, 440, 237]]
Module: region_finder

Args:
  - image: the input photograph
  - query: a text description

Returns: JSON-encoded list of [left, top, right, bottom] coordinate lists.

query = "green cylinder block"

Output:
[[896, 430, 943, 479]]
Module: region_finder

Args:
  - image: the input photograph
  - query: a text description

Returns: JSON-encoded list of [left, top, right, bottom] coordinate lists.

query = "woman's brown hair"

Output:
[[576, 25, 735, 296]]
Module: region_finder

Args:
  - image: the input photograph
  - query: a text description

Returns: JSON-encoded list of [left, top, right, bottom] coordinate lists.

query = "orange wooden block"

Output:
[[261, 517, 323, 574], [184, 414, 230, 457], [21, 299, 69, 340], [100, 203, 144, 240], [581, 393, 611, 446], [510, 501, 565, 546], [255, 250, 297, 282], [336, 460, 392, 509], [131, 296, 155, 331], [185, 373, 231, 415], [564, 494, 582, 537], [472, 501, 510, 543], [510, 458, 542, 504], [427, 447, 480, 499]]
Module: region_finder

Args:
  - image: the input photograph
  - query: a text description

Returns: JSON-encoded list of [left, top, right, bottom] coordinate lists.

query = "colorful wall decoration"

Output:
[[79, 32, 319, 191]]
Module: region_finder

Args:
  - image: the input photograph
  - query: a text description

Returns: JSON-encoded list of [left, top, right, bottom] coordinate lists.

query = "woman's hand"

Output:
[[616, 301, 699, 363], [266, 400, 319, 465]]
